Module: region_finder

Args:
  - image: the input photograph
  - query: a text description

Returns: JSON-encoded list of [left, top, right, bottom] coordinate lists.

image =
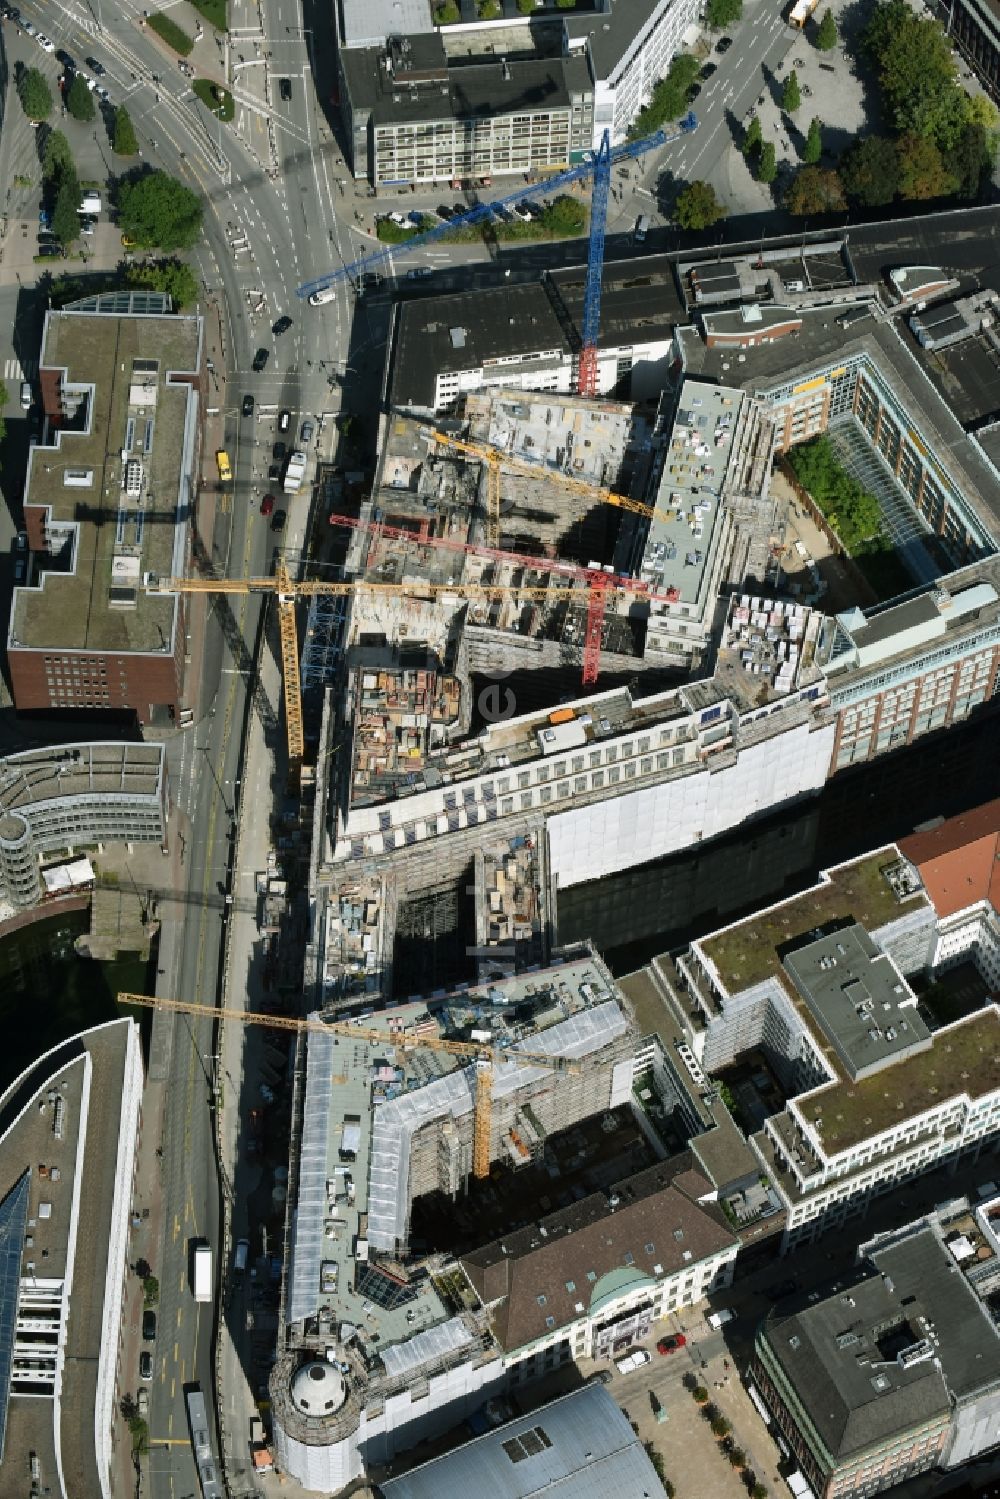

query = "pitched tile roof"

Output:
[[899, 800, 1000, 919], [460, 1153, 736, 1352]]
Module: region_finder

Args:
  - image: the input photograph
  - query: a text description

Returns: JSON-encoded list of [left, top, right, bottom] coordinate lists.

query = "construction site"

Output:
[[269, 947, 639, 1489]]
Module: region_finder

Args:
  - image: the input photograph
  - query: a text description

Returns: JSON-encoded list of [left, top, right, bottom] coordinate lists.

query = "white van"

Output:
[[20, 381, 31, 410], [707, 1308, 735, 1329]]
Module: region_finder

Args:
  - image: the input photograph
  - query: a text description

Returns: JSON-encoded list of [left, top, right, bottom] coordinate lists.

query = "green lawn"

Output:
[[147, 12, 194, 55], [193, 79, 234, 122], [189, 0, 227, 26]]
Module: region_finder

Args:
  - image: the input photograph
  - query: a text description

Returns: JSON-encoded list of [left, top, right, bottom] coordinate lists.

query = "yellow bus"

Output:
[[216, 450, 233, 482]]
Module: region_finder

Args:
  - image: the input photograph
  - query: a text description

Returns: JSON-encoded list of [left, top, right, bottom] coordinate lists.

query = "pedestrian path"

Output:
[[3, 357, 35, 381]]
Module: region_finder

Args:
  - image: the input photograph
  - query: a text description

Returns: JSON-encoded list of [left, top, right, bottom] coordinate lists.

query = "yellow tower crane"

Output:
[[150, 571, 651, 786], [118, 990, 578, 1179], [425, 428, 681, 531]]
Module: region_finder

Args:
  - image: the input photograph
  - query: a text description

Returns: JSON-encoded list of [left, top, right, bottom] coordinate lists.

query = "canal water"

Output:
[[0, 907, 155, 1099]]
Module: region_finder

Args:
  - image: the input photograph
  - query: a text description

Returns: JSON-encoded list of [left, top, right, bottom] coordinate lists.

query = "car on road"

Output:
[[139, 1351, 153, 1381], [656, 1334, 687, 1354], [242, 393, 255, 418], [36, 32, 55, 51], [270, 509, 287, 532], [94, 83, 110, 101], [700, 61, 717, 79], [300, 419, 314, 443], [279, 77, 292, 101], [142, 1309, 157, 1342], [252, 347, 269, 372], [278, 409, 291, 432], [56, 49, 75, 69], [272, 440, 286, 462], [308, 285, 335, 306], [406, 266, 431, 280], [216, 450, 233, 482], [260, 494, 275, 517], [615, 1349, 651, 1374], [177, 60, 194, 77], [20, 383, 31, 410], [716, 34, 732, 52], [688, 81, 702, 101], [272, 315, 293, 335], [268, 463, 281, 482], [86, 56, 106, 75], [22, 20, 37, 36]]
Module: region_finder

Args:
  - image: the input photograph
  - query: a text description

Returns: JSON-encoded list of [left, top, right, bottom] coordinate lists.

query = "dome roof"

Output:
[[290, 1360, 347, 1416]]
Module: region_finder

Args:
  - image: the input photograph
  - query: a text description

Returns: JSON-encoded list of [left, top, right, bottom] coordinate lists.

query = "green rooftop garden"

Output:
[[700, 851, 925, 995]]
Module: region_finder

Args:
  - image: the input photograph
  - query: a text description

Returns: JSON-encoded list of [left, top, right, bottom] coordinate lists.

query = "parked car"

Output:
[[37, 244, 62, 258], [136, 1389, 149, 1418], [139, 1351, 153, 1381], [272, 315, 293, 335], [79, 217, 96, 236], [55, 48, 74, 69], [700, 61, 717, 79], [260, 494, 275, 517], [300, 419, 314, 443], [716, 34, 732, 51], [242, 393, 255, 418], [20, 382, 31, 410], [142, 1309, 157, 1342], [436, 203, 455, 219], [279, 77, 292, 101], [252, 347, 269, 372], [656, 1334, 687, 1354]]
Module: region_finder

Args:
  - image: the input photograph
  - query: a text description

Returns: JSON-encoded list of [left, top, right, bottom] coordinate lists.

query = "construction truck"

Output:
[[283, 450, 307, 493]]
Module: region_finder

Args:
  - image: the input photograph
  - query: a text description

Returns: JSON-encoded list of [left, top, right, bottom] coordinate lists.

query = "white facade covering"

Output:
[[548, 719, 837, 887]]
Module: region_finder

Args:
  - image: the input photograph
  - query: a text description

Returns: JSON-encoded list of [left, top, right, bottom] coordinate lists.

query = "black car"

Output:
[[252, 347, 269, 372], [271, 509, 287, 532], [272, 440, 286, 462], [242, 393, 255, 418], [279, 77, 292, 101], [37, 244, 62, 258], [700, 61, 717, 79], [272, 315, 293, 335], [56, 48, 74, 69], [268, 464, 281, 482], [86, 56, 106, 75], [688, 82, 702, 101], [142, 1309, 157, 1341], [716, 34, 732, 52], [139, 1351, 153, 1381], [437, 204, 455, 220]]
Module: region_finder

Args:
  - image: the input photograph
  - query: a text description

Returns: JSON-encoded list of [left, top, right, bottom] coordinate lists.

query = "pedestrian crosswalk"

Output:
[[4, 358, 36, 382]]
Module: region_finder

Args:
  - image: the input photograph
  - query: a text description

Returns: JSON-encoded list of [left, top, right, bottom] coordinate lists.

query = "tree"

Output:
[[127, 259, 200, 309], [782, 70, 801, 112], [839, 134, 899, 205], [803, 115, 822, 164], [692, 1385, 709, 1403], [895, 131, 958, 199], [751, 1486, 769, 1499], [18, 66, 53, 121], [863, 0, 966, 148], [785, 165, 845, 215], [706, 0, 742, 26], [629, 54, 701, 137], [134, 1258, 151, 1280], [113, 106, 139, 156], [142, 1274, 160, 1307], [120, 1393, 138, 1422], [52, 167, 81, 247], [66, 73, 95, 122], [118, 171, 204, 251], [946, 122, 990, 198], [675, 179, 727, 229], [541, 195, 586, 234], [42, 129, 74, 182], [758, 141, 777, 183], [743, 113, 762, 156], [729, 1447, 747, 1469], [711, 1415, 732, 1438], [814, 8, 837, 49]]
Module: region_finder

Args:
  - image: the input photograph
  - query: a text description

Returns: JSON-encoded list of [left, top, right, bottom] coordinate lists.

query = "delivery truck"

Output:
[[193, 1243, 213, 1303]]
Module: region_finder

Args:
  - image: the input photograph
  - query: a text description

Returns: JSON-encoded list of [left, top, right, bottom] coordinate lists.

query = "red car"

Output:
[[657, 1334, 687, 1355], [260, 493, 275, 517]]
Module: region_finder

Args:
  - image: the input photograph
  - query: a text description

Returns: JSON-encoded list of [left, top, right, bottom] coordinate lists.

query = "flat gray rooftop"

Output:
[[10, 304, 200, 656], [782, 923, 930, 1082], [338, 0, 434, 46], [640, 380, 740, 605]]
